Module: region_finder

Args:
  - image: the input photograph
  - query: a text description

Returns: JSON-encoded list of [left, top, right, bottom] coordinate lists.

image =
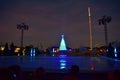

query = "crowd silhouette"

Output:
[[0, 65, 120, 80]]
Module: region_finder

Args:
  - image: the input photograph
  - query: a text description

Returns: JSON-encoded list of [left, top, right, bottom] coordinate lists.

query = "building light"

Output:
[[30, 48, 36, 56], [30, 48, 33, 56], [115, 54, 117, 57], [0, 46, 5, 51], [14, 48, 20, 53], [114, 47, 118, 57], [23, 49, 26, 56]]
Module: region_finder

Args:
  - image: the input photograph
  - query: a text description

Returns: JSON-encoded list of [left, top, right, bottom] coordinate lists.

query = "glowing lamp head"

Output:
[[62, 35, 64, 38]]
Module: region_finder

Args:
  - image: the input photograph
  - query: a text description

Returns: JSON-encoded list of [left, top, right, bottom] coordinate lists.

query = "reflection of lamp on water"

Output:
[[90, 58, 95, 71], [90, 63, 95, 71], [59, 55, 67, 69], [60, 60, 66, 69]]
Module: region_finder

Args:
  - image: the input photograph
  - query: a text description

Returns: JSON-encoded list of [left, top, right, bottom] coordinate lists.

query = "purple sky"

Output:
[[0, 0, 120, 48]]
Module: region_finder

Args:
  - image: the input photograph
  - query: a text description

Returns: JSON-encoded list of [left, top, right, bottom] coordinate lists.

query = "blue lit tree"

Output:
[[59, 35, 67, 51]]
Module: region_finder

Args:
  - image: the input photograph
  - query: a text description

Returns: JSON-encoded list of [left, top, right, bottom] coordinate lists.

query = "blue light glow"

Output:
[[60, 60, 66, 63], [30, 48, 36, 56], [30, 49, 32, 56], [33, 48, 35, 56], [114, 47, 117, 54], [59, 54, 67, 57], [61, 63, 66, 66], [115, 54, 117, 57], [114, 47, 118, 57], [59, 35, 67, 51], [106, 49, 109, 52], [59, 55, 67, 69], [13, 73, 16, 78], [60, 66, 66, 69], [52, 54, 55, 56]]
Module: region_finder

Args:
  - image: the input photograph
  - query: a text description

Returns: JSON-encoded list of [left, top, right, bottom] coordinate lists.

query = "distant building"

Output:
[[49, 46, 71, 53]]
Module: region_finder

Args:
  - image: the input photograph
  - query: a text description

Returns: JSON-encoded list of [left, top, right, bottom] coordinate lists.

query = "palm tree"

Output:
[[17, 23, 29, 55], [98, 15, 112, 46]]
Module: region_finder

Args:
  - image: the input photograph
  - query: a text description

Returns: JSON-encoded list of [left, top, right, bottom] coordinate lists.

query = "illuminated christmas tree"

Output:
[[59, 35, 67, 51]]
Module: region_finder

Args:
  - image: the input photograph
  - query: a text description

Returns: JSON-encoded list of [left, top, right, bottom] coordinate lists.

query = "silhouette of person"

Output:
[[8, 65, 23, 80], [114, 70, 120, 80], [10, 42, 15, 55], [107, 43, 114, 57], [0, 68, 14, 80], [34, 67, 46, 80], [3, 42, 9, 55], [62, 65, 80, 80]]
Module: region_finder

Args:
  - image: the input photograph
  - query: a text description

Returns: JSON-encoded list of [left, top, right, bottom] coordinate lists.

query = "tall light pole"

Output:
[[98, 15, 111, 46], [88, 7, 93, 50], [17, 23, 29, 55]]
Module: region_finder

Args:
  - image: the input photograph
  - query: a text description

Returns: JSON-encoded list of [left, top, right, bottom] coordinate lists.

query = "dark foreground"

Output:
[[0, 66, 120, 80], [23, 70, 120, 80], [0, 56, 120, 80]]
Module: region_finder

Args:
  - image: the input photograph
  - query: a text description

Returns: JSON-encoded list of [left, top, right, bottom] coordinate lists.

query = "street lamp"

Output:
[[88, 7, 93, 50], [98, 15, 112, 46], [17, 23, 29, 55]]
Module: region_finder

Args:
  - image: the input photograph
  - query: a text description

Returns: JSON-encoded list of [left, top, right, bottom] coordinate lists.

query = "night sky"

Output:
[[0, 0, 120, 48]]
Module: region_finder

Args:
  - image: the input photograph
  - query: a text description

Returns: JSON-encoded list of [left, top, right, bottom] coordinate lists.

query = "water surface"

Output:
[[0, 55, 120, 72]]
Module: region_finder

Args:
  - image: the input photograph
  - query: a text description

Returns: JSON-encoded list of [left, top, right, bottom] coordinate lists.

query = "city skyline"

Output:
[[0, 0, 120, 48]]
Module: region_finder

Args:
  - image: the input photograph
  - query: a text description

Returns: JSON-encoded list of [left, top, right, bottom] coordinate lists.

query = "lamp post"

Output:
[[98, 15, 111, 46], [17, 23, 29, 55], [88, 7, 93, 50]]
